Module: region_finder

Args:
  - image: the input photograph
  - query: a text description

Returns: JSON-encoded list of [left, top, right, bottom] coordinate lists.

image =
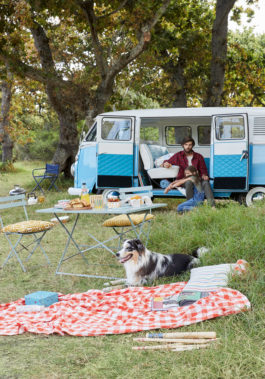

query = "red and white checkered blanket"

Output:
[[0, 283, 250, 336]]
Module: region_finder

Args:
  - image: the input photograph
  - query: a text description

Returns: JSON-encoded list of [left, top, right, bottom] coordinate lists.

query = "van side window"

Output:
[[102, 118, 131, 141], [85, 122, 97, 141], [166, 126, 192, 145], [140, 127, 159, 144], [216, 116, 245, 140], [198, 125, 211, 145]]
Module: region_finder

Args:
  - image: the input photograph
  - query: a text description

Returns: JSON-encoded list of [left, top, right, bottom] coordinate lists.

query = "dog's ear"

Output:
[[133, 239, 145, 255]]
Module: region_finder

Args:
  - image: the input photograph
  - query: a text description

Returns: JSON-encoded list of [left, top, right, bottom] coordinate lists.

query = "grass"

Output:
[[0, 162, 264, 378]]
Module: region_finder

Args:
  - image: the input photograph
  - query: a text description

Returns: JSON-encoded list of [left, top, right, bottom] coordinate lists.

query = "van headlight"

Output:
[[71, 163, 75, 177]]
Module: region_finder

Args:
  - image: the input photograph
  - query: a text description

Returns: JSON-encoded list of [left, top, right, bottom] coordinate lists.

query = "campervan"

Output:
[[69, 107, 265, 206]]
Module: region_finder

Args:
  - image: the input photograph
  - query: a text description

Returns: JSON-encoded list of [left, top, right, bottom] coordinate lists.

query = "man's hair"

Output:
[[182, 136, 195, 147]]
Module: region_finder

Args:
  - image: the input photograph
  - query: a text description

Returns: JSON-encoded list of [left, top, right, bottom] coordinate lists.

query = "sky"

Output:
[[229, 0, 265, 34]]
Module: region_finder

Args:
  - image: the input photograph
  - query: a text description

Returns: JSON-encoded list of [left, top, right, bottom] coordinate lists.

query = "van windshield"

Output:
[[85, 122, 97, 142], [102, 118, 132, 141]]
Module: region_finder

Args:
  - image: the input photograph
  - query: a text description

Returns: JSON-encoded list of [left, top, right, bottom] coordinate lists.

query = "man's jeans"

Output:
[[184, 180, 215, 207]]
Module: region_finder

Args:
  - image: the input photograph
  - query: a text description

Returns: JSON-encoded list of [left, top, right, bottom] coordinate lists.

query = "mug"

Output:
[[130, 199, 141, 208], [143, 196, 152, 206]]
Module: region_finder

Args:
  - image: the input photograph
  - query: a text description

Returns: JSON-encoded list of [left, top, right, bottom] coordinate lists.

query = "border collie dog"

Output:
[[116, 239, 208, 286]]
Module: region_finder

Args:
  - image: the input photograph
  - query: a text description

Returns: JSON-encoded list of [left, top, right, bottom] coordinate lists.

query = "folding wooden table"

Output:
[[36, 203, 166, 280]]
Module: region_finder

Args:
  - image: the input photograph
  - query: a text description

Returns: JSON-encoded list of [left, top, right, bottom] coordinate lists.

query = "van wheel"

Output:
[[246, 187, 265, 207]]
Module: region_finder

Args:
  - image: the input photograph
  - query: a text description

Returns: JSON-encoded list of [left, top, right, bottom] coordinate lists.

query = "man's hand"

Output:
[[162, 162, 172, 168], [202, 175, 209, 181]]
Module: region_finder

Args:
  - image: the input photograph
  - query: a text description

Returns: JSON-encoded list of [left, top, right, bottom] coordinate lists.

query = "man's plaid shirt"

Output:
[[164, 150, 208, 180]]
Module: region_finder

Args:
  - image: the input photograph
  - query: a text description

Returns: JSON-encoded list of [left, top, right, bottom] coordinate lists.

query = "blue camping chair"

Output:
[[32, 164, 60, 194]]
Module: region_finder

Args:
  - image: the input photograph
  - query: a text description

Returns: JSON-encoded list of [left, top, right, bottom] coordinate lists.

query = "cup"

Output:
[[143, 196, 152, 206], [94, 195, 104, 209], [130, 199, 141, 208]]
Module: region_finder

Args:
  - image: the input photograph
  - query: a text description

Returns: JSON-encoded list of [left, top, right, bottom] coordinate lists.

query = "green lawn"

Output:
[[0, 162, 264, 379]]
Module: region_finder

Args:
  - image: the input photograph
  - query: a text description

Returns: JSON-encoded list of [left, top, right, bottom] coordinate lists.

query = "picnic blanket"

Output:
[[0, 283, 250, 336]]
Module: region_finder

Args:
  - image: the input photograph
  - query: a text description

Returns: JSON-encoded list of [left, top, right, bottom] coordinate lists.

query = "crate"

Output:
[[25, 291, 58, 307]]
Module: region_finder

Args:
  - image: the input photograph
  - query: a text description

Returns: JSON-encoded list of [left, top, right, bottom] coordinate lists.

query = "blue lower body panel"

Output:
[[97, 154, 134, 188]]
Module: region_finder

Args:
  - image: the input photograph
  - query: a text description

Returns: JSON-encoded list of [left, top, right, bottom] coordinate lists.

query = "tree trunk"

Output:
[[203, 0, 236, 107], [50, 107, 78, 178], [0, 70, 14, 163], [171, 60, 187, 108]]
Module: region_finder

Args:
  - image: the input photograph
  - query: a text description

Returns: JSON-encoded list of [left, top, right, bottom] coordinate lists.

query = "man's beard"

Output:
[[184, 148, 193, 154]]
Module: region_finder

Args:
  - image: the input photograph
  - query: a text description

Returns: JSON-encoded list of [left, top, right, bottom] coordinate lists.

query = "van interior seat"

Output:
[[140, 144, 179, 179]]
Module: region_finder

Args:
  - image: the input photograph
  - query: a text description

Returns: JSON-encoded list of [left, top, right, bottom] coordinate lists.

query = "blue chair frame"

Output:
[[32, 164, 60, 194]]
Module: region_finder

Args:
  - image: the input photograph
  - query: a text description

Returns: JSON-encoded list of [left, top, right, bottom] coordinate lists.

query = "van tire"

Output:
[[246, 187, 265, 207]]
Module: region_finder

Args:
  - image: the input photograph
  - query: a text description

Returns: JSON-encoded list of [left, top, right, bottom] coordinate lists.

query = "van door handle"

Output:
[[240, 150, 248, 161]]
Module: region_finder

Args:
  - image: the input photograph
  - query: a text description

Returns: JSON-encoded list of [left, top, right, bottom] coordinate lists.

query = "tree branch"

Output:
[[76, 0, 108, 78], [30, 21, 57, 74], [0, 49, 51, 84], [249, 84, 265, 106], [96, 0, 130, 19], [107, 0, 171, 80]]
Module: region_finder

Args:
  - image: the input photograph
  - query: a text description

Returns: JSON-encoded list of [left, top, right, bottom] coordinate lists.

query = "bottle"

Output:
[[81, 182, 90, 204]]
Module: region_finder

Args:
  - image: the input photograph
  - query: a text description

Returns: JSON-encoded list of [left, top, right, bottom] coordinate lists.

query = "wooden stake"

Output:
[[146, 332, 216, 339], [132, 343, 211, 351], [133, 337, 218, 344]]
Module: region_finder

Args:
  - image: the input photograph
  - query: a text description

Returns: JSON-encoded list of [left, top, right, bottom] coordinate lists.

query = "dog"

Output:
[[116, 239, 208, 286]]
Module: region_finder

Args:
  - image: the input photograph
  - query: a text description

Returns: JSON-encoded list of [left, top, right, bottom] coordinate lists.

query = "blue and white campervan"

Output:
[[70, 107, 265, 206]]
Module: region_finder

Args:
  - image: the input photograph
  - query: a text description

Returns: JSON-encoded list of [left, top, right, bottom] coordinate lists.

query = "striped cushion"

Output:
[[183, 264, 236, 292], [103, 213, 154, 227], [2, 220, 54, 234]]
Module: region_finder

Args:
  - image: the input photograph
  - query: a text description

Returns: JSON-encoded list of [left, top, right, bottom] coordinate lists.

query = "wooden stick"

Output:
[[102, 284, 126, 293], [171, 345, 211, 352], [132, 343, 211, 351], [133, 338, 218, 344], [146, 332, 216, 339]]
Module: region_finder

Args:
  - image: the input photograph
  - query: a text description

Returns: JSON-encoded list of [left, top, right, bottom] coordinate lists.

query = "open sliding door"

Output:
[[211, 114, 249, 191]]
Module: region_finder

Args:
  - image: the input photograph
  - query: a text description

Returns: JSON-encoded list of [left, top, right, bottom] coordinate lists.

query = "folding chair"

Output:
[[103, 186, 155, 250], [0, 194, 54, 272], [31, 163, 60, 194]]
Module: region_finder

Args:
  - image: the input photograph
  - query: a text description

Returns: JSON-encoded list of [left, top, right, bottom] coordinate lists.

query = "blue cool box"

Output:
[[25, 291, 58, 307]]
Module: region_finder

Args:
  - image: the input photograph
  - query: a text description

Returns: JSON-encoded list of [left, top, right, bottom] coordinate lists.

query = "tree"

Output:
[[0, 0, 171, 176], [224, 30, 265, 106], [203, 0, 237, 106], [0, 64, 14, 163]]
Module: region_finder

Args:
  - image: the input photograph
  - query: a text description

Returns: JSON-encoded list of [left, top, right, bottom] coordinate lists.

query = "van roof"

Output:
[[100, 107, 265, 118]]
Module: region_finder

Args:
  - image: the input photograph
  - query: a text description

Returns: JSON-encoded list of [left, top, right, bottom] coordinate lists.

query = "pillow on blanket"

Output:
[[103, 213, 154, 227], [183, 263, 236, 292]]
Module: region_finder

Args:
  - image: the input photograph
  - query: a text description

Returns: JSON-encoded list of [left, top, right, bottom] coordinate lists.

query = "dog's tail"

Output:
[[191, 246, 209, 259], [189, 247, 209, 268]]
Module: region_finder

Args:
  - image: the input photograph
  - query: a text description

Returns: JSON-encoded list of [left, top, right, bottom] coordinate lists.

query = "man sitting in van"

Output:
[[161, 136, 215, 207]]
